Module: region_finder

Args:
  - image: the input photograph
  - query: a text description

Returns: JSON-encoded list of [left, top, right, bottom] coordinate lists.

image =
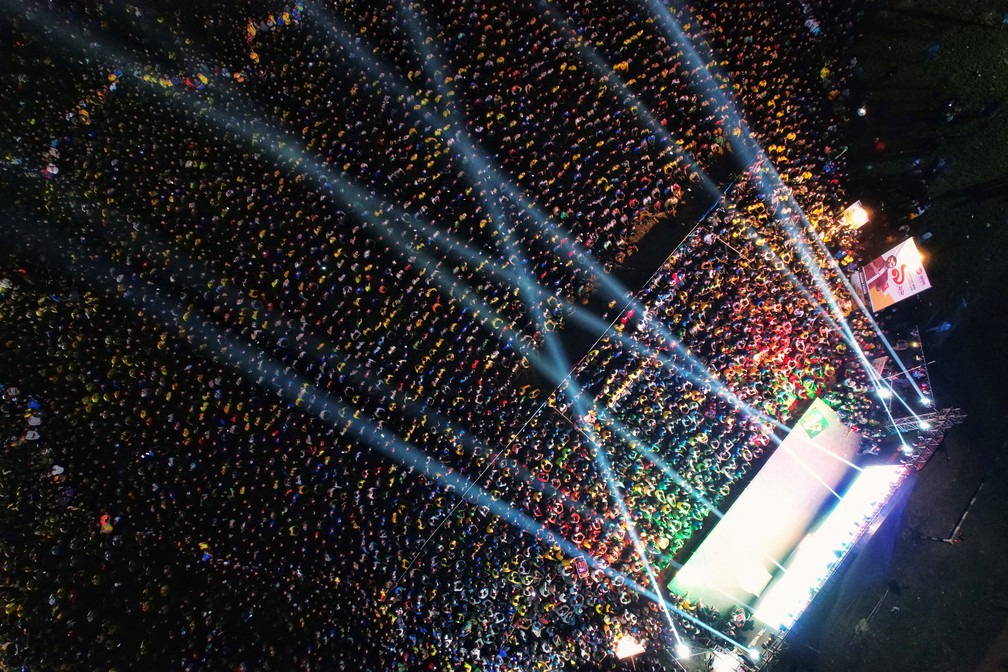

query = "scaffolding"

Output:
[[900, 407, 968, 471]]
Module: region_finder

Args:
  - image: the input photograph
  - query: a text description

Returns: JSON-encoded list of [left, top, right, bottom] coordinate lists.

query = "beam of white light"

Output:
[[38, 1, 870, 626], [68, 28, 775, 569], [724, 173, 926, 438], [41, 27, 762, 660], [341, 0, 716, 341], [14, 219, 646, 594], [557, 396, 795, 585], [638, 0, 925, 405], [393, 1, 563, 341], [730, 217, 920, 427], [562, 385, 685, 642], [532, 0, 723, 200], [557, 379, 767, 620], [576, 392, 856, 580], [312, 0, 612, 399], [303, 0, 841, 451], [562, 300, 868, 480], [23, 0, 900, 457], [165, 88, 576, 384], [14, 215, 753, 652], [777, 223, 923, 430], [316, 0, 899, 652], [18, 4, 873, 653], [360, 0, 761, 613], [15, 12, 566, 387], [89, 210, 620, 552], [652, 173, 901, 446], [799, 213, 929, 401], [34, 5, 859, 580], [391, 11, 763, 595], [45, 130, 677, 620]]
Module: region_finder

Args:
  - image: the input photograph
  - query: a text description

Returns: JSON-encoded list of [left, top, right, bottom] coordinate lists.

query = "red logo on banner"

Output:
[[892, 264, 906, 286]]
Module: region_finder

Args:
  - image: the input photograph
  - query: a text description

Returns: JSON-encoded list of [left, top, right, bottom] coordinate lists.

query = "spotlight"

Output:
[[919, 396, 932, 406], [840, 201, 869, 229], [919, 420, 932, 430], [675, 642, 691, 659], [899, 444, 914, 455], [876, 388, 892, 399], [614, 634, 645, 660], [856, 106, 867, 117], [748, 648, 761, 662]]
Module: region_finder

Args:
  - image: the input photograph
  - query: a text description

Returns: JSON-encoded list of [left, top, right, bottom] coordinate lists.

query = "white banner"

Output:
[[862, 238, 932, 312]]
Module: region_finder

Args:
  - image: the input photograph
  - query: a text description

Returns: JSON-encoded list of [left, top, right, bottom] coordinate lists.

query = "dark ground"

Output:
[[778, 1, 1008, 671]]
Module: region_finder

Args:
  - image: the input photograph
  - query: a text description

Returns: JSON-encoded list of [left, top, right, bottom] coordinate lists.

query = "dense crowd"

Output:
[[0, 0, 885, 670]]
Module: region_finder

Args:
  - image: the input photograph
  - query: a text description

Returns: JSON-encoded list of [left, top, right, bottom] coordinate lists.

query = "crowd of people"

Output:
[[0, 0, 890, 670]]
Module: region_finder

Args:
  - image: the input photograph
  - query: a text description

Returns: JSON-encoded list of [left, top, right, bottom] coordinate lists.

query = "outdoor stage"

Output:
[[665, 399, 913, 669]]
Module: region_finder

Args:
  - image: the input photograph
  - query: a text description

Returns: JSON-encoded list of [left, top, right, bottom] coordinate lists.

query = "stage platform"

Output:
[[667, 398, 862, 614], [666, 399, 914, 669]]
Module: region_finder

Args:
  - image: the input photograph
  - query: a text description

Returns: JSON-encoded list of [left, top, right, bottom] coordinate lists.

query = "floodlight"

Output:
[[840, 201, 869, 229], [614, 634, 646, 660]]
